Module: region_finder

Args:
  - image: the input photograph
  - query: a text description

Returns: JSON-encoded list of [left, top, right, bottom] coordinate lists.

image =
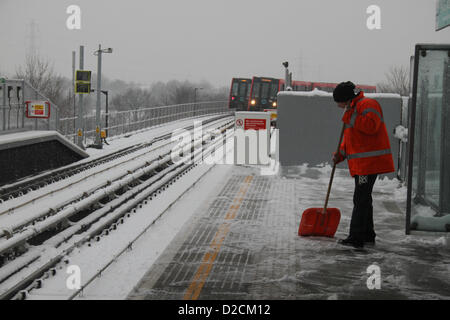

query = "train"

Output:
[[228, 76, 377, 112]]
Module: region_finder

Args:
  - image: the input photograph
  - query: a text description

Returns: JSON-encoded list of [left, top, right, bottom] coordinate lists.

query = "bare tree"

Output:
[[166, 80, 195, 104], [15, 53, 72, 115], [377, 65, 410, 96], [111, 87, 154, 111], [110, 79, 227, 111]]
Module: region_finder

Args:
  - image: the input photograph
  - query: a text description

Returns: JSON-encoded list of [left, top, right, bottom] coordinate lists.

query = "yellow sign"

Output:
[[96, 127, 100, 133], [78, 129, 83, 137], [101, 130, 106, 138]]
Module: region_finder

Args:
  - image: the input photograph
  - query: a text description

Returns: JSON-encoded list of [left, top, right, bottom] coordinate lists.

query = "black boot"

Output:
[[338, 236, 364, 248], [364, 237, 376, 246]]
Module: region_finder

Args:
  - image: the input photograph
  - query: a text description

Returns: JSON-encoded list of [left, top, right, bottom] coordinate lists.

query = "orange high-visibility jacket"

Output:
[[338, 91, 395, 177]]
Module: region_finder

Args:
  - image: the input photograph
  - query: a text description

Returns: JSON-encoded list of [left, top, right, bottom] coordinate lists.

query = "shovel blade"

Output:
[[298, 208, 341, 237]]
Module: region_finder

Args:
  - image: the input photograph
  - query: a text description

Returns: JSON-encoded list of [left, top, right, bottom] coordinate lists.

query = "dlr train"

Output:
[[228, 76, 377, 111]]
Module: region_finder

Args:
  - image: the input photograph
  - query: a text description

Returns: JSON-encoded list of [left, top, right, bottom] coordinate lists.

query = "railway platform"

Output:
[[0, 130, 88, 186], [128, 163, 450, 300]]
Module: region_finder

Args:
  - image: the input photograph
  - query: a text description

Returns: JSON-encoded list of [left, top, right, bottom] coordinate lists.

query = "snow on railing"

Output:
[[58, 101, 231, 145]]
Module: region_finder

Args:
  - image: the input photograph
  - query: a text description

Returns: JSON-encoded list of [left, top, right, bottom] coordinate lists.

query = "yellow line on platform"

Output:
[[183, 175, 253, 300]]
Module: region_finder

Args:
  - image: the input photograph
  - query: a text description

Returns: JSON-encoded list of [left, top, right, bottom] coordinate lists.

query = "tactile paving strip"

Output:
[[129, 166, 450, 300], [129, 172, 300, 299]]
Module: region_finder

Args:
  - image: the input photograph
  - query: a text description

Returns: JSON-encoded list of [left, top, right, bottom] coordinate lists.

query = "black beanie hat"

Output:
[[333, 81, 356, 102]]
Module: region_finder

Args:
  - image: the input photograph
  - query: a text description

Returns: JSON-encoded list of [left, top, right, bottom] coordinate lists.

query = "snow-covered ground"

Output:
[[4, 124, 449, 300], [0, 115, 230, 231], [0, 114, 233, 299], [128, 160, 450, 300]]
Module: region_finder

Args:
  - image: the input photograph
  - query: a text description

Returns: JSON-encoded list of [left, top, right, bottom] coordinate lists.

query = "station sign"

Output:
[[76, 70, 91, 82], [75, 70, 92, 94], [75, 82, 91, 94], [234, 111, 271, 165], [244, 118, 266, 130], [25, 100, 51, 119]]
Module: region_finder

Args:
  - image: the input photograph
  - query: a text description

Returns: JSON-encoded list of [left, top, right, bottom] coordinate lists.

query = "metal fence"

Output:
[[0, 79, 61, 134], [59, 101, 231, 145], [0, 79, 230, 144]]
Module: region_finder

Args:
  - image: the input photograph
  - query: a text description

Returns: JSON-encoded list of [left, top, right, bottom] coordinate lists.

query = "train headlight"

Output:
[[272, 102, 277, 107], [251, 99, 256, 105]]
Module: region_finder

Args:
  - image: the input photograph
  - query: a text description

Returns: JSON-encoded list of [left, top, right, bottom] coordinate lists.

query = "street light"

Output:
[[93, 45, 113, 148], [282, 61, 291, 90]]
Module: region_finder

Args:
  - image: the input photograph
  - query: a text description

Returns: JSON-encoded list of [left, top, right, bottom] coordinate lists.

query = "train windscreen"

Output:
[[229, 78, 251, 110], [249, 77, 279, 110]]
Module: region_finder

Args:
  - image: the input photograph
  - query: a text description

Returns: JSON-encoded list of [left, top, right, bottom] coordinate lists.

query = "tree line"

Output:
[[2, 53, 411, 118], [5, 53, 229, 118]]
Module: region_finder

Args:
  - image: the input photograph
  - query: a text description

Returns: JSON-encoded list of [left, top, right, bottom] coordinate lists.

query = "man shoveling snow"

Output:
[[332, 81, 395, 249]]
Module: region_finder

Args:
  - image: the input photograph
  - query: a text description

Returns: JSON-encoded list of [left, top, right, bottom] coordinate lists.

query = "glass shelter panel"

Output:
[[407, 45, 450, 233]]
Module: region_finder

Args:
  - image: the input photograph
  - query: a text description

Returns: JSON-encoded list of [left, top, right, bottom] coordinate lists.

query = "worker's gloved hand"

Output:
[[342, 109, 352, 125], [332, 151, 345, 164]]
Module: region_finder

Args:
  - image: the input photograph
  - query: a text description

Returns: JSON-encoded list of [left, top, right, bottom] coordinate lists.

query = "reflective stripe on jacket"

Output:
[[339, 91, 395, 176]]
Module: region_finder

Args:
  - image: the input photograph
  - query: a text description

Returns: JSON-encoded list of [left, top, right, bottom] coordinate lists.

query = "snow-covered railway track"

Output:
[[0, 118, 234, 300], [0, 116, 231, 241], [0, 115, 228, 204]]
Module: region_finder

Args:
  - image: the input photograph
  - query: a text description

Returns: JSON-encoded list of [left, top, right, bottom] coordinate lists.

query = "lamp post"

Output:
[[93, 45, 113, 148], [282, 61, 291, 90]]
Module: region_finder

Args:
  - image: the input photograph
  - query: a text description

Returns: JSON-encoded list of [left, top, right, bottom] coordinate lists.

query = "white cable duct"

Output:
[[0, 118, 232, 237], [67, 130, 232, 299], [0, 122, 233, 292], [0, 114, 229, 199], [0, 116, 230, 218], [0, 154, 171, 249], [1, 124, 231, 300]]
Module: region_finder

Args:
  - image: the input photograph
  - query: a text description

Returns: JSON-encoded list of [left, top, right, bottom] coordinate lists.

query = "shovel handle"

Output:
[[323, 120, 346, 213]]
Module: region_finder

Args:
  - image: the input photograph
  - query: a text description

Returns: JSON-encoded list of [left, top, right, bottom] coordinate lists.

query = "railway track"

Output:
[[0, 116, 235, 299], [0, 114, 229, 203]]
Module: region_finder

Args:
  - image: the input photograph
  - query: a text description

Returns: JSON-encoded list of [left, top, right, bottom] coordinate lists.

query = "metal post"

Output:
[[76, 46, 85, 149], [439, 55, 450, 214], [72, 50, 76, 142], [15, 87, 20, 129], [285, 68, 289, 89], [103, 90, 109, 137], [282, 61, 291, 90], [194, 87, 203, 118], [21, 80, 25, 128], [34, 87, 38, 130], [194, 88, 197, 118], [7, 86, 12, 130], [405, 46, 421, 235], [2, 82, 6, 131], [95, 44, 102, 148]]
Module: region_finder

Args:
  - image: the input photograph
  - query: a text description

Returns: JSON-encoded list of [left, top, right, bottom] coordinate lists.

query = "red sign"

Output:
[[25, 101, 51, 119], [244, 118, 266, 130]]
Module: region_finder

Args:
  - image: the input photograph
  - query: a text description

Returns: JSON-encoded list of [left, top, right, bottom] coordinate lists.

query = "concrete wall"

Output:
[[277, 91, 403, 179], [0, 131, 88, 186]]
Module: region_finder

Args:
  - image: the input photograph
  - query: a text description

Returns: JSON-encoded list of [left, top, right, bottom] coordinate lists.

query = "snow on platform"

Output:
[[0, 130, 88, 157], [0, 130, 89, 185], [128, 164, 450, 300]]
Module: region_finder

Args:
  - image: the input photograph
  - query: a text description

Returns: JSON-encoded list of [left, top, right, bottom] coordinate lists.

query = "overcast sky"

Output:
[[0, 0, 449, 88]]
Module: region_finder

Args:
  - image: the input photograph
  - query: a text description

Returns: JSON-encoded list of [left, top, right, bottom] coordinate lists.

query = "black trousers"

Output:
[[349, 174, 378, 242]]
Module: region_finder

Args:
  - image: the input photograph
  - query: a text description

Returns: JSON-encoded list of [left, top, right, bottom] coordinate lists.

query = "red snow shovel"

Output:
[[298, 121, 345, 237]]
